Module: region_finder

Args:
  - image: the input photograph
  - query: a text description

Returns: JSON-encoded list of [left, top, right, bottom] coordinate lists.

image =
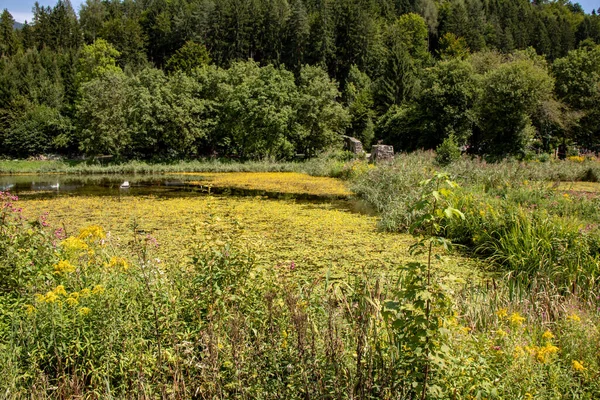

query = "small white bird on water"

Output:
[[50, 182, 60, 190], [120, 181, 130, 189]]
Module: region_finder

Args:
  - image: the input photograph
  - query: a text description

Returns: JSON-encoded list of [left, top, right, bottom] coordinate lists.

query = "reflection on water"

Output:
[[0, 173, 374, 215]]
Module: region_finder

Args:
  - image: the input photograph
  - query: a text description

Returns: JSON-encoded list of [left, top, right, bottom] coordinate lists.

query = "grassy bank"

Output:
[[0, 159, 305, 175]]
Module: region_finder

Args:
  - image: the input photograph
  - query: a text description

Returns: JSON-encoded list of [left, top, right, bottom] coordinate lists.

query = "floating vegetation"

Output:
[[19, 194, 478, 280]]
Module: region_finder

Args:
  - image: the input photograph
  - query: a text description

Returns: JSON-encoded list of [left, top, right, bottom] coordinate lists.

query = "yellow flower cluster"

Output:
[[61, 236, 90, 254], [54, 260, 76, 275], [567, 155, 585, 163], [78, 307, 91, 316], [33, 284, 103, 311], [78, 225, 106, 241], [23, 304, 36, 314], [35, 285, 67, 304], [572, 360, 586, 372], [92, 285, 105, 295], [509, 312, 526, 326], [567, 313, 581, 322], [541, 330, 554, 341], [105, 256, 129, 271], [525, 342, 559, 364]]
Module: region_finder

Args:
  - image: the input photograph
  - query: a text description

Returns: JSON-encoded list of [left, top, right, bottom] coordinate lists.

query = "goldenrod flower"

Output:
[[53, 285, 67, 296], [78, 225, 106, 241], [66, 296, 79, 306], [78, 307, 91, 316], [496, 308, 508, 319], [567, 313, 581, 322], [106, 256, 129, 271], [92, 285, 105, 295], [496, 329, 507, 338], [572, 360, 586, 372], [536, 342, 559, 363], [44, 291, 58, 303], [542, 330, 554, 341], [513, 346, 525, 358], [509, 312, 526, 326], [23, 304, 36, 314], [54, 260, 75, 275], [61, 236, 89, 252], [80, 288, 91, 297]]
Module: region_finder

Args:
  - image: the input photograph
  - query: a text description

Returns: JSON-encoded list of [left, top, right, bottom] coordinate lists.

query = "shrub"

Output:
[[435, 134, 461, 166]]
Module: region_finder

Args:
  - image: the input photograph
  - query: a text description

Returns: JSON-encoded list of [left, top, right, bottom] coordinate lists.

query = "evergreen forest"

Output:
[[1, 0, 600, 160]]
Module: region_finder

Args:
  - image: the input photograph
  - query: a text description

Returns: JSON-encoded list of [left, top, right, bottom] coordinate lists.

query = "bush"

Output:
[[435, 134, 461, 166]]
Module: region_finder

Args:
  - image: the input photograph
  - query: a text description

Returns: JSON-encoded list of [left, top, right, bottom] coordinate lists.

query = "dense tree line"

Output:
[[0, 0, 599, 160]]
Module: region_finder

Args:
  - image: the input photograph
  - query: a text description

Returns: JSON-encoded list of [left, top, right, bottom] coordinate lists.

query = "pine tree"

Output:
[[0, 9, 20, 57]]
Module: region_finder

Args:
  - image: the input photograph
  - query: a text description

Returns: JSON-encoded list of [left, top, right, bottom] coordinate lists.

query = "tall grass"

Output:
[[350, 152, 600, 295]]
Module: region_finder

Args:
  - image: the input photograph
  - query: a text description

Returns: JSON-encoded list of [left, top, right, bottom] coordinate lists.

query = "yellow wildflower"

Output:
[[78, 225, 106, 241], [524, 393, 533, 400], [35, 293, 46, 303], [69, 292, 80, 300], [567, 313, 581, 322], [61, 236, 89, 252], [66, 297, 79, 307], [572, 360, 586, 372], [23, 304, 36, 314], [53, 285, 67, 296], [54, 260, 76, 275], [78, 307, 91, 316], [536, 342, 559, 363], [92, 285, 105, 295], [496, 329, 507, 338], [106, 256, 129, 271], [80, 288, 91, 297], [513, 346, 525, 358], [497, 308, 508, 319], [509, 312, 526, 326], [542, 330, 554, 341], [44, 291, 58, 303]]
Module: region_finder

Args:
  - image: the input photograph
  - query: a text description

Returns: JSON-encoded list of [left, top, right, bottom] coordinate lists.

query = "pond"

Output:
[[4, 172, 480, 280]]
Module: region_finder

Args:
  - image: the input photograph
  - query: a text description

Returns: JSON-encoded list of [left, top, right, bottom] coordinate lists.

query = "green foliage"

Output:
[[476, 59, 554, 159], [0, 192, 55, 297], [76, 39, 122, 85], [165, 41, 211, 74], [76, 71, 132, 157], [437, 32, 470, 60], [0, 10, 20, 57], [1, 0, 600, 162], [2, 165, 600, 397], [384, 173, 463, 398], [435, 134, 461, 166], [377, 59, 478, 151], [294, 64, 350, 157], [3, 105, 71, 157]]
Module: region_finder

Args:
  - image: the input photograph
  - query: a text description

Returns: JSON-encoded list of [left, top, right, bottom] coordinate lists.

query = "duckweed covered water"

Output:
[[9, 172, 480, 279]]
